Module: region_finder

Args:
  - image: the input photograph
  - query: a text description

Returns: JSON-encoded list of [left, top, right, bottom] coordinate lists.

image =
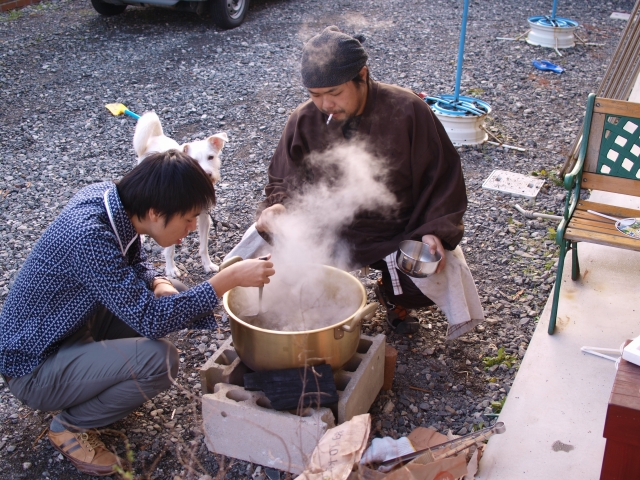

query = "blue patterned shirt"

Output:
[[0, 182, 219, 378]]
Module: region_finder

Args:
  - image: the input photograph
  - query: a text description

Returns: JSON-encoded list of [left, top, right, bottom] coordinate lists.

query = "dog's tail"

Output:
[[133, 112, 164, 161]]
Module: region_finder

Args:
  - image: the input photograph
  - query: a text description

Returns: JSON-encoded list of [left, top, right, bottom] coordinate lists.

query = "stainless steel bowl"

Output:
[[396, 240, 442, 278]]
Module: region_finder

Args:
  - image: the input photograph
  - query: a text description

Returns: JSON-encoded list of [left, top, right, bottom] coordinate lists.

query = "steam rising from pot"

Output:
[[236, 143, 398, 331], [270, 142, 397, 269]]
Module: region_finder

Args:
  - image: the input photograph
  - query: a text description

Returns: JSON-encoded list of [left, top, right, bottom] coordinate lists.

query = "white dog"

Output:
[[133, 111, 228, 277]]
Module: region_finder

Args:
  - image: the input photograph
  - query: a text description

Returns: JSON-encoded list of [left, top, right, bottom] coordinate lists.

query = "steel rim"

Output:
[[425, 94, 491, 117], [226, 0, 245, 19], [528, 15, 578, 28]]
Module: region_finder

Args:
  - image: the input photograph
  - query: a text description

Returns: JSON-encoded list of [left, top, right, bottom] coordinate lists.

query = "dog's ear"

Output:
[[182, 143, 190, 154], [209, 132, 229, 152]]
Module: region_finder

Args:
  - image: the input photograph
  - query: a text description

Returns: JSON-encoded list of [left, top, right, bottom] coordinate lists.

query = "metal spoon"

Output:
[[587, 210, 636, 227], [255, 255, 270, 315]]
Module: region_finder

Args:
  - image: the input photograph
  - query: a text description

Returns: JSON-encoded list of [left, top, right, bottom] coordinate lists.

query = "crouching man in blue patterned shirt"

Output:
[[0, 150, 274, 477]]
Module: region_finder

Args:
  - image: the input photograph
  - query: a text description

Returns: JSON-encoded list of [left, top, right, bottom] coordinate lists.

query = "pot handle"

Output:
[[341, 302, 379, 332], [219, 255, 243, 271]]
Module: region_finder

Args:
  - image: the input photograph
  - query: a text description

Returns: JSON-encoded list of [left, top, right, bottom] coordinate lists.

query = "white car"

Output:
[[90, 0, 249, 29]]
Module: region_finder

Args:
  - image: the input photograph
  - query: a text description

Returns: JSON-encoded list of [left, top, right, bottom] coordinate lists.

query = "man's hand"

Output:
[[153, 278, 179, 298], [256, 204, 286, 233], [421, 234, 446, 274], [208, 258, 275, 297]]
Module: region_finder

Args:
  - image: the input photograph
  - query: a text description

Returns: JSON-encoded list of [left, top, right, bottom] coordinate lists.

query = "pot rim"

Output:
[[222, 264, 367, 335]]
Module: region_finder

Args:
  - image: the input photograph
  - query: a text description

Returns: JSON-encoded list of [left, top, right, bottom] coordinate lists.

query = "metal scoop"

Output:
[[219, 255, 269, 321], [587, 210, 637, 227]]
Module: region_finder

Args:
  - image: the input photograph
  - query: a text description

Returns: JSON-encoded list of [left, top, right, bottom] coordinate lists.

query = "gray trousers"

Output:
[[7, 281, 185, 430]]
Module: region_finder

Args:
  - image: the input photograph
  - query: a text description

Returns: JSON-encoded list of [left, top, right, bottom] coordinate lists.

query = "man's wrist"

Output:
[[153, 276, 173, 288]]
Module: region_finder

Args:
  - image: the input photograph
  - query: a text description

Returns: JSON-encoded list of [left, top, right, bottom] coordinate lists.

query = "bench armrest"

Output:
[[556, 94, 597, 245], [564, 93, 597, 192], [564, 148, 585, 191]]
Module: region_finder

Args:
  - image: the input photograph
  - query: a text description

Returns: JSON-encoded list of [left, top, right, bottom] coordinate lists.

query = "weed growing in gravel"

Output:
[[466, 87, 485, 97], [104, 429, 135, 479], [491, 397, 506, 414], [482, 347, 518, 370], [1, 9, 23, 21], [547, 227, 557, 241], [531, 168, 563, 187]]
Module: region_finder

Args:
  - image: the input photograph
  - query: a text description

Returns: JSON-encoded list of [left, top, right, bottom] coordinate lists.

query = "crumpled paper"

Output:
[[295, 414, 371, 480], [351, 427, 468, 480]]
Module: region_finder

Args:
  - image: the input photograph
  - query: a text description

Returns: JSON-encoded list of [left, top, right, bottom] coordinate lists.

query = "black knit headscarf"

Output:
[[301, 26, 368, 88]]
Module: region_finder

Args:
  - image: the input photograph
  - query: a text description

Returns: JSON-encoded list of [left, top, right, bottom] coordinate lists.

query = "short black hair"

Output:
[[351, 66, 370, 87], [117, 150, 216, 224]]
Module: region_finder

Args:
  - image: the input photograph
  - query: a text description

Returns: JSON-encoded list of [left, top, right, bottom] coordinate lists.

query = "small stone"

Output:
[[457, 427, 468, 435], [265, 467, 280, 480], [7, 445, 16, 452], [22, 462, 32, 470], [397, 364, 408, 374], [383, 401, 395, 414], [423, 347, 435, 355]]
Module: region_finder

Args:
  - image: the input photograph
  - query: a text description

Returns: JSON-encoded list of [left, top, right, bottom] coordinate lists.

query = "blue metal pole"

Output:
[[453, 0, 470, 103], [551, 0, 558, 20]]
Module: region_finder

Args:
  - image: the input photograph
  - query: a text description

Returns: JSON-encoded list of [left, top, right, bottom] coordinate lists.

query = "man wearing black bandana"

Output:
[[256, 26, 468, 334]]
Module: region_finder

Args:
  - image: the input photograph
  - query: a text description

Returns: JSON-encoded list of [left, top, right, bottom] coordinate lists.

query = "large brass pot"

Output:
[[222, 263, 378, 371]]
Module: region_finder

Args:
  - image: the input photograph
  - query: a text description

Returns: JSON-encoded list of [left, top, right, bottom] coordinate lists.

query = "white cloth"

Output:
[[224, 223, 271, 261], [360, 436, 416, 466], [385, 246, 484, 340]]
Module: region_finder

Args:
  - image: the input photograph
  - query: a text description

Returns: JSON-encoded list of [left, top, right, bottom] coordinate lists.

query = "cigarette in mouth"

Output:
[[326, 114, 333, 125]]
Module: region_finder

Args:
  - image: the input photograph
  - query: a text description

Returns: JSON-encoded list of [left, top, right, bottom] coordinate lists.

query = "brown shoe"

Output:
[[48, 428, 120, 477]]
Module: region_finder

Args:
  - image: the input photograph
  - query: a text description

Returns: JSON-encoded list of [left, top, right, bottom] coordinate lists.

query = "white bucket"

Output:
[[526, 16, 578, 49], [434, 110, 489, 146]]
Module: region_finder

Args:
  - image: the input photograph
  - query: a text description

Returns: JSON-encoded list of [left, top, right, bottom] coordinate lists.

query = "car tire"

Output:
[[90, 0, 127, 15], [209, 0, 249, 29]]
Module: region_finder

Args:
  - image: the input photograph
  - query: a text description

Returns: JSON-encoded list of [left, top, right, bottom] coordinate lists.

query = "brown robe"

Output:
[[259, 80, 467, 268]]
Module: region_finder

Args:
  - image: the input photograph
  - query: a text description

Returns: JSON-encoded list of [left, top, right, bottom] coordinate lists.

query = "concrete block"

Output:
[[199, 334, 387, 423], [200, 337, 250, 394], [202, 383, 335, 474], [334, 334, 386, 423]]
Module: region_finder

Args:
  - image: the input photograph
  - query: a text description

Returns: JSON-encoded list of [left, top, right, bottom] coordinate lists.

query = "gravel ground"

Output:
[[0, 0, 634, 478]]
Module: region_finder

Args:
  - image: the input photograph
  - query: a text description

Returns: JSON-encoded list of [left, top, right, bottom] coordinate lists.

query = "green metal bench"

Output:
[[549, 94, 640, 334]]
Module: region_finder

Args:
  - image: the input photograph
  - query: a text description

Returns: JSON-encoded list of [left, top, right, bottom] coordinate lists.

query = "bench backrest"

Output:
[[582, 96, 640, 197]]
